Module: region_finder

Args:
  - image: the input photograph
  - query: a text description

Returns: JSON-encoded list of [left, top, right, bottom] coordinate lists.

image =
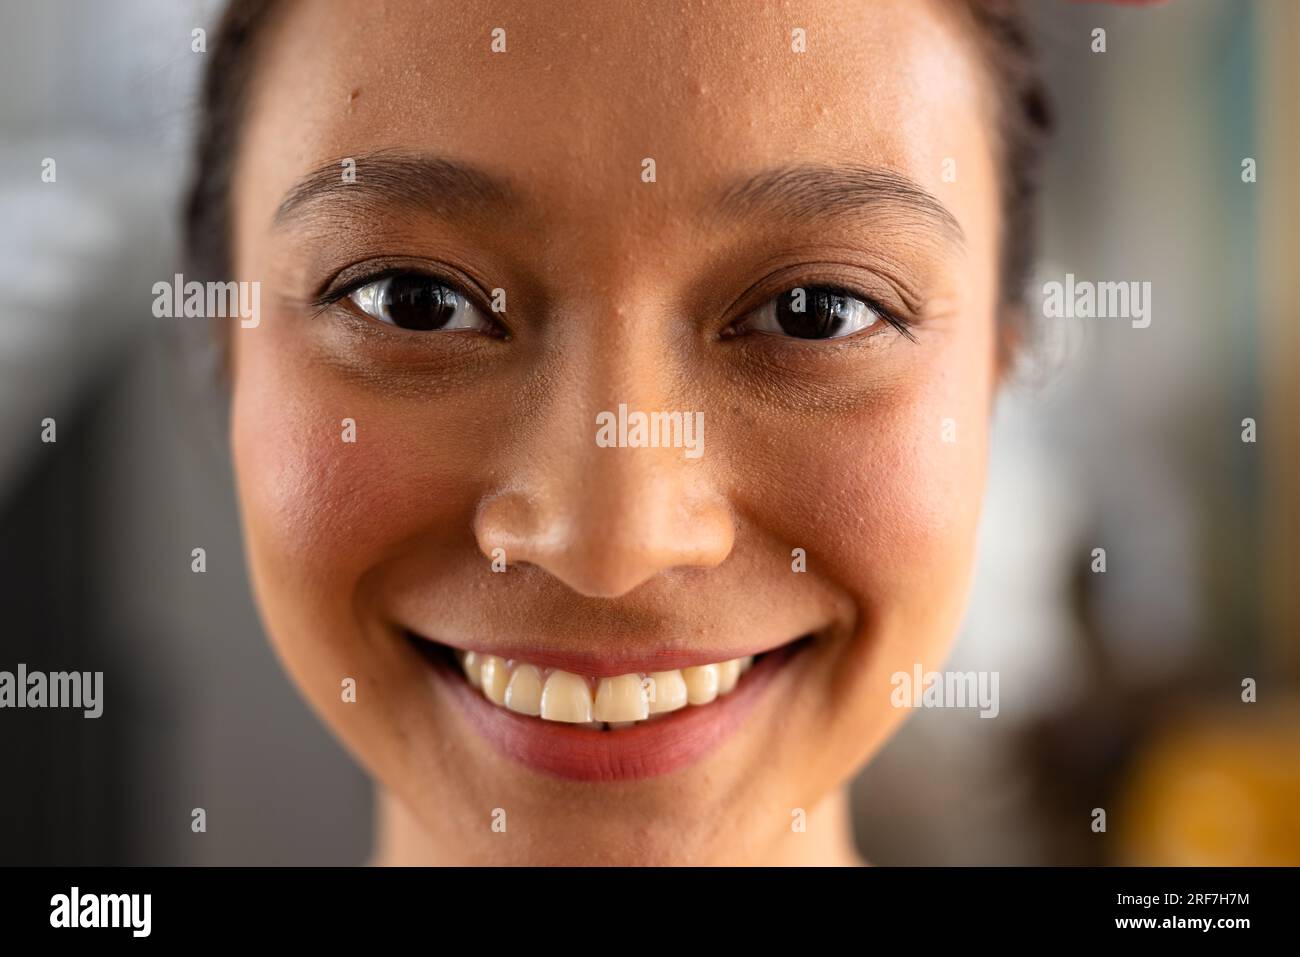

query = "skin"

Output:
[[228, 0, 1002, 865]]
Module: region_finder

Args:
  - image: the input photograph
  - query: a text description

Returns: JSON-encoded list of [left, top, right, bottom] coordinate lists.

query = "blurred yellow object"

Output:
[[1115, 701, 1300, 866]]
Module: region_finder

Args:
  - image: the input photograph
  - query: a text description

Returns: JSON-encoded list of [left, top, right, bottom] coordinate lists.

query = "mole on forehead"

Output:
[[258, 0, 962, 110]]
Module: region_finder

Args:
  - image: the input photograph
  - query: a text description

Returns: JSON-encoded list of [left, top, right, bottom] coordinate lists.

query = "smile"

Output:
[[409, 632, 815, 781], [457, 650, 755, 728]]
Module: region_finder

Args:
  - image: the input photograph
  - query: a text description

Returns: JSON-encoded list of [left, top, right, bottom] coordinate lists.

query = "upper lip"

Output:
[[407, 630, 811, 677]]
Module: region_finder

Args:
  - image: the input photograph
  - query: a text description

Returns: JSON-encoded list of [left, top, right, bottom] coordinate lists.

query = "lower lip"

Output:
[[422, 639, 805, 782]]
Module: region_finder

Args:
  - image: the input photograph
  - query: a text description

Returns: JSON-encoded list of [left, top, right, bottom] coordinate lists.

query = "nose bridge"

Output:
[[474, 313, 732, 598]]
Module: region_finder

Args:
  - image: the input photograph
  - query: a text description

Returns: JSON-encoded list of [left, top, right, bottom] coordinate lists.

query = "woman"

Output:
[[185, 0, 1050, 865]]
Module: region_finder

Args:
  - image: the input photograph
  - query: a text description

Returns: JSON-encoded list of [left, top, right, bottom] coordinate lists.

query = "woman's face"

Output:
[[229, 0, 1000, 864]]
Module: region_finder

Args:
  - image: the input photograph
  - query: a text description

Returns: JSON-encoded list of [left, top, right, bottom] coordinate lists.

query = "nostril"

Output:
[[473, 408, 740, 593], [474, 489, 552, 552], [474, 484, 735, 597], [546, 551, 665, 599]]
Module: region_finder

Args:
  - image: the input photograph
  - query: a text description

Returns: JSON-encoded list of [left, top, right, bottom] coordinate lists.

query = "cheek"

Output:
[[861, 372, 990, 573], [228, 336, 474, 607], [720, 333, 995, 789], [745, 340, 994, 618]]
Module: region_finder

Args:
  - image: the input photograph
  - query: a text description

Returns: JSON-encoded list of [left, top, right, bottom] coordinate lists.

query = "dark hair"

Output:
[[958, 0, 1055, 351], [184, 0, 1052, 350], [183, 0, 279, 300]]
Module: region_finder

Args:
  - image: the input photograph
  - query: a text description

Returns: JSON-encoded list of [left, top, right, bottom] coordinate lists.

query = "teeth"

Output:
[[462, 651, 483, 689], [505, 664, 543, 715], [683, 664, 720, 705], [593, 674, 650, 723], [457, 651, 759, 726], [481, 655, 510, 706], [646, 671, 688, 714], [717, 659, 741, 695], [541, 670, 594, 723]]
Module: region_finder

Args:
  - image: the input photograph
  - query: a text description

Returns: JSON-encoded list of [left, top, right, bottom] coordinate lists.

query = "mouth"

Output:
[[408, 630, 816, 781]]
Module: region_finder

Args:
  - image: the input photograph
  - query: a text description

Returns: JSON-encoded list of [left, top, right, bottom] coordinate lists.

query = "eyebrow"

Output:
[[274, 153, 963, 248], [273, 150, 513, 228], [715, 164, 964, 245]]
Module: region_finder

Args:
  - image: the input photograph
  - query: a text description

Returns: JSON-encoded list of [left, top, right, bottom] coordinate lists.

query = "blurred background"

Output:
[[0, 0, 1295, 865]]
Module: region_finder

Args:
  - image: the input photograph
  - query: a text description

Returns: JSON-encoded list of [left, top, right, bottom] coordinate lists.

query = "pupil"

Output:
[[775, 287, 850, 338], [384, 275, 457, 330]]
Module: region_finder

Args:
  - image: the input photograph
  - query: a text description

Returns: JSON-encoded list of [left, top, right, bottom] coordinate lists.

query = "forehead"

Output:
[[237, 0, 990, 240]]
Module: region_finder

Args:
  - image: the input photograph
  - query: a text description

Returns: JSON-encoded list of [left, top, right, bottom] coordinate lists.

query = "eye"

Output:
[[348, 273, 494, 333], [735, 285, 892, 340]]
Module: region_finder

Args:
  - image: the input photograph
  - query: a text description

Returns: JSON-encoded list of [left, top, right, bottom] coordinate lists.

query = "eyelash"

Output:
[[856, 295, 915, 340], [742, 286, 916, 343], [727, 271, 918, 346], [309, 268, 917, 344], [310, 268, 477, 316]]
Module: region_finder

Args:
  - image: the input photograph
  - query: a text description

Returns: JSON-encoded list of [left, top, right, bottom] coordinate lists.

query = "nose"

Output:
[[474, 397, 734, 599]]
